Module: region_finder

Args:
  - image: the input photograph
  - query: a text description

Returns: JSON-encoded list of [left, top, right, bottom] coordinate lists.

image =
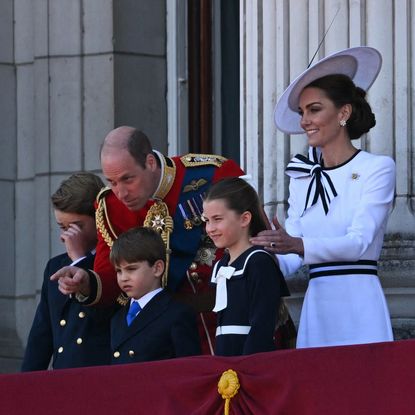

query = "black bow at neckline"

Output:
[[285, 148, 338, 215]]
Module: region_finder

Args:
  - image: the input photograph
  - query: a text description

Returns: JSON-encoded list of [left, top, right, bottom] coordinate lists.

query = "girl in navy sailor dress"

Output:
[[203, 177, 289, 356]]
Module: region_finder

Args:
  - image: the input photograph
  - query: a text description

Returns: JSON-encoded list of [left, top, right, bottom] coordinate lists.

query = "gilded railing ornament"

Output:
[[218, 369, 240, 415]]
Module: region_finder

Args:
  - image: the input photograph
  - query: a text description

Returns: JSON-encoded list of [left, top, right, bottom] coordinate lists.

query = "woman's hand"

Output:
[[250, 217, 304, 256]]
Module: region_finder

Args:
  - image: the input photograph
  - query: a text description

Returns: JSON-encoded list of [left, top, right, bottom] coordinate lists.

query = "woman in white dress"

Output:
[[250, 47, 395, 348]]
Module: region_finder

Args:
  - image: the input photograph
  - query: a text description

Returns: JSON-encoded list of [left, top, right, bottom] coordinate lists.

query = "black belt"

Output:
[[309, 260, 378, 279]]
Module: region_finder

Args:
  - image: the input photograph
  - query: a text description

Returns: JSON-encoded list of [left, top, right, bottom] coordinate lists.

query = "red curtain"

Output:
[[2, 340, 414, 414]]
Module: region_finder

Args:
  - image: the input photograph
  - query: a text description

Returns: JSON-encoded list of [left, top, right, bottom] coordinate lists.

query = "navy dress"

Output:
[[212, 246, 289, 356]]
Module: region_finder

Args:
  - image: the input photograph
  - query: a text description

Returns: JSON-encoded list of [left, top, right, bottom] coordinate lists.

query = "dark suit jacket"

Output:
[[111, 290, 201, 364], [21, 253, 116, 371]]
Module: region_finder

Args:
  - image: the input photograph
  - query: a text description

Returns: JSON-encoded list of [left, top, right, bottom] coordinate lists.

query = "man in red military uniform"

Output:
[[52, 126, 244, 354]]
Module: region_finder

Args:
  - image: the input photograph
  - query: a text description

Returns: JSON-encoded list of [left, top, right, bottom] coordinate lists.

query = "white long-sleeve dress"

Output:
[[278, 149, 395, 348]]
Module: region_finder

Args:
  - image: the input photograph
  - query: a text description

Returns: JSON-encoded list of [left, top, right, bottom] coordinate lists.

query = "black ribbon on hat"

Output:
[[285, 147, 337, 215]]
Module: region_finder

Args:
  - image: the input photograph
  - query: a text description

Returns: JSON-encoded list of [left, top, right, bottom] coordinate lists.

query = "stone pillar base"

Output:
[[0, 329, 24, 374], [392, 318, 415, 340]]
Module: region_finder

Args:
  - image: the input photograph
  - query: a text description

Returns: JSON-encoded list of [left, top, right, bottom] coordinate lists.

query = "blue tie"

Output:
[[126, 301, 141, 326]]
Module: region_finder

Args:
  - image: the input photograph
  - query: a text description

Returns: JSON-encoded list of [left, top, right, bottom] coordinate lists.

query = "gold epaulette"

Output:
[[180, 153, 227, 168], [95, 187, 117, 248]]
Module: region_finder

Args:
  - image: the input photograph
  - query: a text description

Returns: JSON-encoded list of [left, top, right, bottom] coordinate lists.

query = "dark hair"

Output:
[[110, 227, 166, 267], [127, 130, 154, 169], [51, 172, 104, 216], [305, 74, 376, 140], [204, 177, 267, 236]]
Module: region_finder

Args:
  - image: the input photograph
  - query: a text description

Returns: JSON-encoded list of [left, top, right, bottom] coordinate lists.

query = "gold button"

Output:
[[78, 312, 86, 318], [190, 272, 200, 282], [189, 262, 197, 271], [113, 351, 120, 358], [58, 347, 64, 353], [76, 338, 83, 345], [59, 319, 66, 326], [129, 350, 135, 357]]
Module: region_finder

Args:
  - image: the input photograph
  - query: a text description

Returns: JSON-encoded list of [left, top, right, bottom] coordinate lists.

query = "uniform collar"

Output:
[[151, 150, 177, 200]]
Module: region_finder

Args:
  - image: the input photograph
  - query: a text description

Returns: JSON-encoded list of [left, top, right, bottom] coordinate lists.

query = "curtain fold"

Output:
[[2, 340, 414, 414]]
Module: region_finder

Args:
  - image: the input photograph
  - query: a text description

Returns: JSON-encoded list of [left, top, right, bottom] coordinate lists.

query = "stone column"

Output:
[[0, 0, 23, 372], [365, 0, 415, 338]]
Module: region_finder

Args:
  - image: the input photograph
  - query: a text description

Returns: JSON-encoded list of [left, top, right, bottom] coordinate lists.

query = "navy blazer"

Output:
[[111, 290, 201, 364], [21, 253, 116, 371]]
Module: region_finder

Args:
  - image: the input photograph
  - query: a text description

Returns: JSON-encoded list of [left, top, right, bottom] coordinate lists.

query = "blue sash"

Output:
[[167, 165, 215, 291]]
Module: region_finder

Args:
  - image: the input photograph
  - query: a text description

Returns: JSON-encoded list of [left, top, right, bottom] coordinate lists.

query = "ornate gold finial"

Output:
[[218, 369, 240, 415]]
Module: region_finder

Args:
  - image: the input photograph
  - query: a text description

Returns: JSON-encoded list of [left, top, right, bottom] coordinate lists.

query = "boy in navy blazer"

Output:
[[109, 227, 201, 364], [22, 173, 115, 371]]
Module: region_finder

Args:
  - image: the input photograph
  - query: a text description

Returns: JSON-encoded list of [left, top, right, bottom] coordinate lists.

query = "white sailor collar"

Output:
[[211, 248, 273, 312], [211, 247, 271, 281]]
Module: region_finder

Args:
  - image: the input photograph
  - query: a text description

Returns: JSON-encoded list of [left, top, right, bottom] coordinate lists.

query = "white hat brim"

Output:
[[274, 46, 382, 134]]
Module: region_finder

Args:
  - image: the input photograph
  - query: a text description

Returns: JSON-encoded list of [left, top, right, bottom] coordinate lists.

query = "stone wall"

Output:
[[0, 0, 167, 373]]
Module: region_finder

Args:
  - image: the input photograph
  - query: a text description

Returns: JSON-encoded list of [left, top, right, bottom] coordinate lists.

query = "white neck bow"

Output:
[[211, 266, 235, 312]]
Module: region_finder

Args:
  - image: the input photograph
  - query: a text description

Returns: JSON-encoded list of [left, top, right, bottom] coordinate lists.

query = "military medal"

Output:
[[195, 234, 217, 266], [143, 201, 173, 287], [192, 197, 203, 216], [178, 203, 193, 230], [187, 199, 202, 226]]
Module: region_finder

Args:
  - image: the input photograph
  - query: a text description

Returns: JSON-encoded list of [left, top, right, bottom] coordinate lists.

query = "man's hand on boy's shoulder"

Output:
[[50, 266, 91, 298]]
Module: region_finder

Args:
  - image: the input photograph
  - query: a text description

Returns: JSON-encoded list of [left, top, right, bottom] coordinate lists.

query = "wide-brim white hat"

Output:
[[274, 46, 382, 134]]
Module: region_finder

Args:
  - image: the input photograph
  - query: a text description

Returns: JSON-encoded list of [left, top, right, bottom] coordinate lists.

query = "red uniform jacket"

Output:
[[90, 153, 244, 354]]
